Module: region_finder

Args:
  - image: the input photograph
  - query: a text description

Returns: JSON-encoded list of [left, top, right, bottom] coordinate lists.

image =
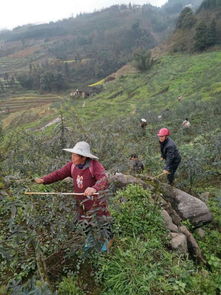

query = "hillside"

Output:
[[0, 49, 221, 294], [0, 1, 221, 293], [1, 50, 221, 176]]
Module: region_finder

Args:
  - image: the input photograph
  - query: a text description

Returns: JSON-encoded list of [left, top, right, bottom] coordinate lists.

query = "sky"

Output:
[[0, 0, 167, 30]]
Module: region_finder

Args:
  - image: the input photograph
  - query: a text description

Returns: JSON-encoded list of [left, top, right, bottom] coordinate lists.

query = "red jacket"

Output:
[[42, 159, 109, 217]]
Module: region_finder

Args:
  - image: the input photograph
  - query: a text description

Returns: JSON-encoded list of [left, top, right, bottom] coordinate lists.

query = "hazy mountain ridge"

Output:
[[162, 0, 203, 13], [0, 1, 203, 93]]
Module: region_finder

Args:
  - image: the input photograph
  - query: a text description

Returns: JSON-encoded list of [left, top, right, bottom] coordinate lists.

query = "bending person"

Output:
[[157, 128, 181, 185]]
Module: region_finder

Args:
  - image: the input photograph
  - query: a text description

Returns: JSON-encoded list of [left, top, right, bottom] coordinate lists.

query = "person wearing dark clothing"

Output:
[[140, 118, 147, 136], [157, 128, 181, 185], [140, 118, 147, 129], [130, 154, 144, 174]]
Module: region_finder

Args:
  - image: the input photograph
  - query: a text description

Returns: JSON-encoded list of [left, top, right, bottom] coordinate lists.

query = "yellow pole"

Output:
[[24, 192, 99, 196]]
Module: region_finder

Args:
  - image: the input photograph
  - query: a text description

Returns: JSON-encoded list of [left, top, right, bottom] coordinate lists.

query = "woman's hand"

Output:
[[84, 187, 97, 196], [34, 178, 44, 184]]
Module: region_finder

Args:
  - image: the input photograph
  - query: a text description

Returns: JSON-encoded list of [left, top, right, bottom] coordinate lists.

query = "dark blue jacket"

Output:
[[160, 137, 181, 171]]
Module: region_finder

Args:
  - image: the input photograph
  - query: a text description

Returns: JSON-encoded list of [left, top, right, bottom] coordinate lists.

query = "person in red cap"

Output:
[[157, 128, 181, 185]]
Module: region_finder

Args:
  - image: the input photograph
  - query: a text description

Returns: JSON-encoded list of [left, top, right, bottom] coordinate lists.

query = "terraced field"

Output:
[[0, 57, 28, 74], [0, 94, 63, 115]]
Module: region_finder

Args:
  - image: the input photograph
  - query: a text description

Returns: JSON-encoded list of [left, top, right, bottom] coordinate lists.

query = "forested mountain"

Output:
[[0, 1, 202, 94], [165, 0, 221, 52]]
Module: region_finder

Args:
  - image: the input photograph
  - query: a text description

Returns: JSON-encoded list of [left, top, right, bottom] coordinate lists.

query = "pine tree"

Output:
[[194, 21, 208, 51], [207, 19, 217, 47], [176, 7, 196, 30]]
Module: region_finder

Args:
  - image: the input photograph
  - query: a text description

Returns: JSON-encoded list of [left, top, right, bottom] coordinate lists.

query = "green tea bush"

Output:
[[58, 276, 83, 295], [0, 186, 80, 286], [195, 198, 221, 272], [111, 184, 167, 239], [94, 185, 221, 295], [6, 279, 53, 295], [96, 185, 198, 294], [98, 239, 171, 295]]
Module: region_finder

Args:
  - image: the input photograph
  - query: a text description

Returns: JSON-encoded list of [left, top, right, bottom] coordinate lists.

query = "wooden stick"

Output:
[[152, 172, 165, 179], [24, 192, 99, 196]]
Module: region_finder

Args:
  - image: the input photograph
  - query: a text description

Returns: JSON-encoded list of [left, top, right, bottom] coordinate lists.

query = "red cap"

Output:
[[157, 128, 170, 136]]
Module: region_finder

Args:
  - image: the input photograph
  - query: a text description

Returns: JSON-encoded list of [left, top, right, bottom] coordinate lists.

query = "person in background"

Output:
[[129, 154, 144, 174], [140, 118, 147, 136], [182, 118, 191, 128], [140, 118, 147, 129], [34, 141, 113, 252], [157, 128, 181, 185]]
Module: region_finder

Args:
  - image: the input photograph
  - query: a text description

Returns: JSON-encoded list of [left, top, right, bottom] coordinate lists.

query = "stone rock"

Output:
[[161, 210, 179, 232], [170, 233, 188, 253], [160, 185, 212, 226], [108, 173, 212, 227], [163, 202, 182, 226], [175, 189, 212, 225], [179, 225, 206, 263], [108, 173, 152, 191]]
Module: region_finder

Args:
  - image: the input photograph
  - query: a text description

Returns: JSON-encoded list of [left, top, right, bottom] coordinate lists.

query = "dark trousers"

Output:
[[167, 158, 181, 185]]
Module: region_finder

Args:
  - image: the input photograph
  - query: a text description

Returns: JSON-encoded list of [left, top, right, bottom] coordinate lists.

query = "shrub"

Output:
[[58, 276, 83, 295], [132, 49, 153, 72], [111, 184, 167, 239]]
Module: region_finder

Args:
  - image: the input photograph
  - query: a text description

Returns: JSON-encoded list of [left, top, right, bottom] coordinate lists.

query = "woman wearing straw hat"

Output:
[[35, 141, 112, 251]]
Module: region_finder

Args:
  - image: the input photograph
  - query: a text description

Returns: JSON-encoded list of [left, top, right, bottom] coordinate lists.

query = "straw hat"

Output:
[[63, 141, 98, 159]]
